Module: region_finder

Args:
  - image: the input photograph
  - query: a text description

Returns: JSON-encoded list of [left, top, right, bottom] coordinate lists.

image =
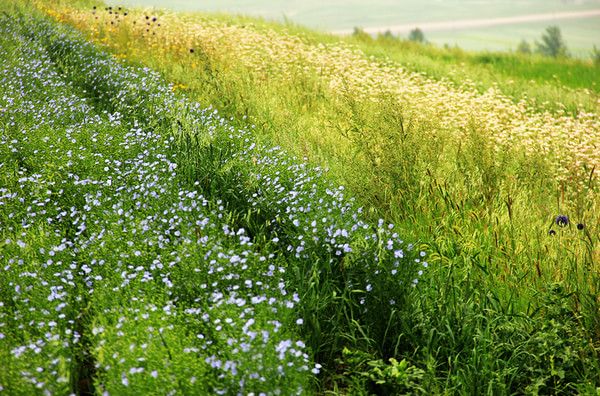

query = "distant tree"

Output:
[[592, 45, 600, 67], [352, 27, 372, 41], [536, 26, 568, 58], [381, 29, 395, 40], [516, 39, 531, 55], [353, 27, 364, 36], [408, 28, 425, 43]]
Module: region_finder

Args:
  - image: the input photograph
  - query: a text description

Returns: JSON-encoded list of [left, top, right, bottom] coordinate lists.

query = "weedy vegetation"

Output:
[[1, 0, 600, 394]]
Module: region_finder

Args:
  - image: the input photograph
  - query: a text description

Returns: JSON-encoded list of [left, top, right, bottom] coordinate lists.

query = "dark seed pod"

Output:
[[577, 223, 584, 230], [555, 214, 569, 227], [548, 229, 556, 236]]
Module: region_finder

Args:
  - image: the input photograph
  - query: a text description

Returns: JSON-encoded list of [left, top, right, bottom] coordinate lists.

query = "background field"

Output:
[[104, 0, 600, 56]]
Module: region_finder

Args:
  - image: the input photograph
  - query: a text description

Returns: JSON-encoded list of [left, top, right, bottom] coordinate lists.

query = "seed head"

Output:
[[555, 214, 569, 227]]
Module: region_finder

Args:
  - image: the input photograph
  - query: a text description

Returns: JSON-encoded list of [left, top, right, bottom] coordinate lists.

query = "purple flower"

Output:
[[555, 215, 569, 227]]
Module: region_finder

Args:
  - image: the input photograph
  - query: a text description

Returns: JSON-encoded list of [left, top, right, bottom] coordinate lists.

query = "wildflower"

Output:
[[312, 363, 322, 374], [555, 214, 569, 227]]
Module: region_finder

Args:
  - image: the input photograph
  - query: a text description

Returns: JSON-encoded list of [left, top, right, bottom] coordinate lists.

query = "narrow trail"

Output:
[[331, 9, 600, 35]]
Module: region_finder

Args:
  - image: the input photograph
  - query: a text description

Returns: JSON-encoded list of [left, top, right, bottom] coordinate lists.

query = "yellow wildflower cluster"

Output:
[[171, 83, 188, 92], [40, 3, 599, 189]]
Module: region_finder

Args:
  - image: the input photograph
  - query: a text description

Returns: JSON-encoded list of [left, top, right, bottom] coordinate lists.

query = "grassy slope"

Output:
[[98, 4, 600, 114], [349, 33, 600, 114], [1, 3, 429, 394], [18, 0, 600, 393], [105, 0, 600, 57]]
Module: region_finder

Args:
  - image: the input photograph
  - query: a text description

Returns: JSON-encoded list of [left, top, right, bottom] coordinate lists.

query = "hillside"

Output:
[[2, 0, 600, 394], [104, 0, 600, 56]]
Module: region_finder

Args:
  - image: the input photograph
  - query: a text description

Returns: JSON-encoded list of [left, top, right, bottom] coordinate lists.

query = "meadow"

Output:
[[2, 0, 600, 394], [101, 0, 600, 56]]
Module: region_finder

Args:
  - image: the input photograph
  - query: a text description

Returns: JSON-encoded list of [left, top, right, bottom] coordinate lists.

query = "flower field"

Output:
[[40, 3, 600, 187], [0, 7, 426, 394], [2, 0, 600, 394]]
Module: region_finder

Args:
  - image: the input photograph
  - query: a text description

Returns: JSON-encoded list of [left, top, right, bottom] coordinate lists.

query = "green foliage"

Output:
[[347, 29, 598, 114], [0, 5, 430, 394], [592, 45, 600, 67], [6, 1, 600, 394], [516, 39, 531, 55], [380, 29, 394, 40], [336, 348, 426, 395], [408, 27, 425, 43], [536, 25, 569, 58], [352, 26, 371, 41]]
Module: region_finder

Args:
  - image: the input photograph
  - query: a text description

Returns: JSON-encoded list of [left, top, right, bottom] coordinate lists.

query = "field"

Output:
[[1, 0, 600, 394], [102, 0, 600, 56]]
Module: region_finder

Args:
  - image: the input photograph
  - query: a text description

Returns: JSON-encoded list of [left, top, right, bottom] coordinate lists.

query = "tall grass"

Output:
[[11, 0, 600, 393], [1, 3, 431, 394], [348, 31, 600, 114]]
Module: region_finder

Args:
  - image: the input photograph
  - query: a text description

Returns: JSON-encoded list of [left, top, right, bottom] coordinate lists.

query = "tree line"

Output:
[[355, 25, 600, 65]]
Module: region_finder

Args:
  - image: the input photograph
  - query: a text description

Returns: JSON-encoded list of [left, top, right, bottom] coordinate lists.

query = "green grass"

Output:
[[0, 3, 428, 394], [5, 0, 600, 394], [347, 31, 600, 113], [108, 3, 600, 115], [103, 0, 600, 56]]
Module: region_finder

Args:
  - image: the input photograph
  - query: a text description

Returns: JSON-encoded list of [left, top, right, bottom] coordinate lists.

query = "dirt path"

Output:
[[331, 9, 600, 35]]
